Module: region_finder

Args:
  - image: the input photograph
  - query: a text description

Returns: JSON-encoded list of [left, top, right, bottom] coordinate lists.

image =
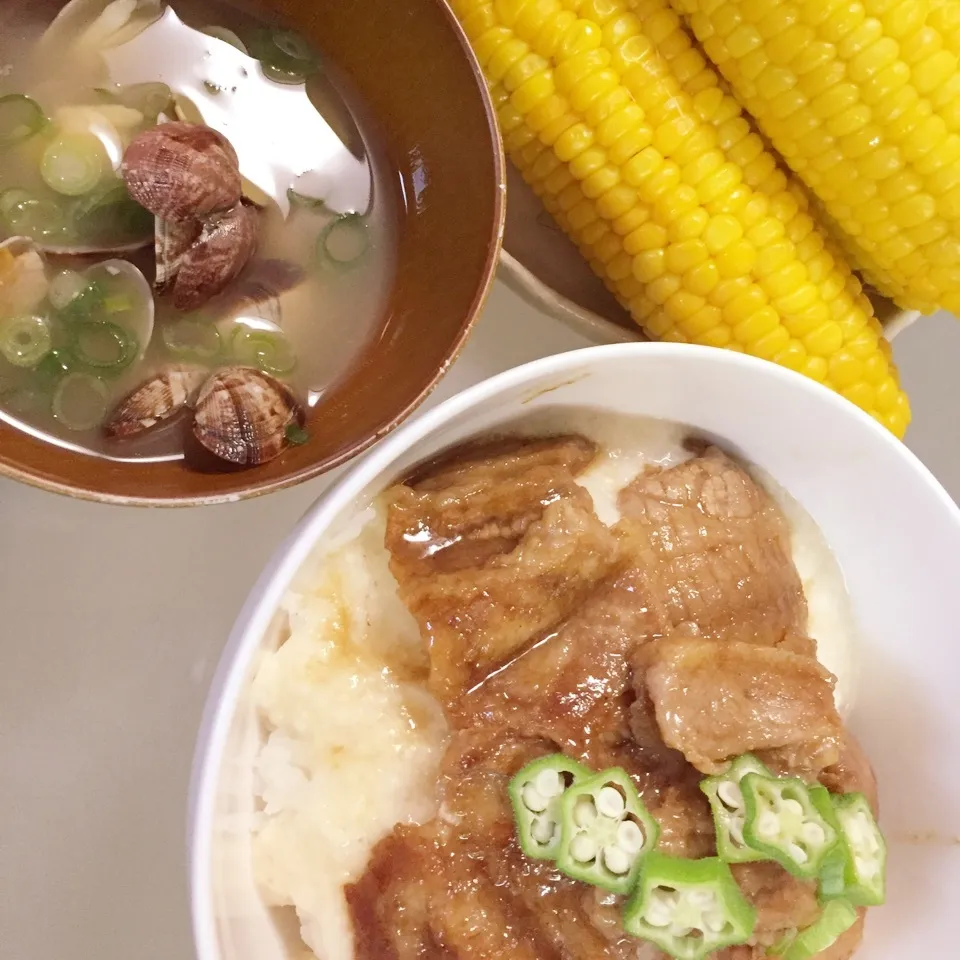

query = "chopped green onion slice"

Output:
[[41, 133, 108, 197], [71, 179, 153, 242], [162, 318, 222, 361], [58, 280, 106, 323], [232, 326, 297, 375], [52, 372, 108, 431], [201, 25, 248, 54], [261, 63, 307, 85], [781, 899, 858, 960], [0, 188, 66, 240], [0, 94, 46, 147], [767, 930, 798, 957], [271, 29, 315, 62], [34, 347, 81, 386], [285, 422, 310, 446], [71, 321, 137, 372], [48, 269, 89, 310], [104, 294, 133, 314], [0, 314, 52, 368], [248, 27, 320, 84], [0, 187, 32, 221], [316, 213, 370, 269], [287, 187, 327, 210], [96, 82, 172, 119]]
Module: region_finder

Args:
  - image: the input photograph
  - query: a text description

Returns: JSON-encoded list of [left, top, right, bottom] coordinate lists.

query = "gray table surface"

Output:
[[2, 281, 957, 960]]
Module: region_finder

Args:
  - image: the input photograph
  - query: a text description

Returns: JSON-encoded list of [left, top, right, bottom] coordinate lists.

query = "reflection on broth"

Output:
[[0, 0, 399, 466]]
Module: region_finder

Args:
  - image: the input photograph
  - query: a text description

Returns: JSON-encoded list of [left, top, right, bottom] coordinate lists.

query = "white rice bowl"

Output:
[[189, 343, 960, 960]]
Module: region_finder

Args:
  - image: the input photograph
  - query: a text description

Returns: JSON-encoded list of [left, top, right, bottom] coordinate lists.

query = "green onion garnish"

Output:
[[71, 321, 137, 373], [96, 82, 173, 119], [285, 422, 309, 445], [316, 213, 370, 270], [41, 133, 108, 197], [34, 347, 81, 386], [287, 187, 327, 210], [232, 326, 297, 375], [52, 372, 108, 431], [71, 179, 153, 243], [58, 280, 106, 323], [104, 294, 134, 314], [162, 318, 222, 361], [248, 27, 321, 84], [0, 94, 47, 147], [0, 314, 53, 368], [0, 188, 66, 240]]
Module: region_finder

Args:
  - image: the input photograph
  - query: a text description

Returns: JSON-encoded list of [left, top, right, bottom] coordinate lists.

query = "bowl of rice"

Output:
[[189, 341, 960, 960]]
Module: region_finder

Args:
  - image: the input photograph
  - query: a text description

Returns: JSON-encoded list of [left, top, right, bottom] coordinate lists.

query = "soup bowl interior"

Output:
[[0, 0, 504, 504], [190, 342, 960, 960]]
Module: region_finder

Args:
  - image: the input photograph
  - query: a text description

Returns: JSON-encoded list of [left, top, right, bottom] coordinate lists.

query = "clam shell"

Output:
[[172, 202, 259, 311], [42, 0, 164, 55], [0, 236, 48, 316], [121, 121, 241, 221], [155, 217, 201, 293], [40, 237, 153, 257], [103, 363, 207, 439], [219, 259, 305, 328], [192, 366, 304, 465], [83, 259, 155, 361]]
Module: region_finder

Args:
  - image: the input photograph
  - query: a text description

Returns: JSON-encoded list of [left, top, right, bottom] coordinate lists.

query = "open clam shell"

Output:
[[192, 365, 304, 465], [81, 258, 155, 361], [122, 121, 241, 222], [172, 202, 259, 311], [0, 237, 48, 316], [40, 236, 153, 257], [41, 0, 164, 57], [103, 362, 207, 439]]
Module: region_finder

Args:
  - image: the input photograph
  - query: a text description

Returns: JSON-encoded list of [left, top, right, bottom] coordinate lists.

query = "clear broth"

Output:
[[0, 0, 400, 461]]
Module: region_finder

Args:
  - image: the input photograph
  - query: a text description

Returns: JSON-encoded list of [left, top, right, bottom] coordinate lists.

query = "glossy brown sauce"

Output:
[[345, 435, 876, 960]]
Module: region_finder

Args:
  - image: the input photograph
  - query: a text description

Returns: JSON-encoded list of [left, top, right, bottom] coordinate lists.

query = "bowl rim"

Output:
[[0, 0, 507, 508], [186, 339, 958, 960]]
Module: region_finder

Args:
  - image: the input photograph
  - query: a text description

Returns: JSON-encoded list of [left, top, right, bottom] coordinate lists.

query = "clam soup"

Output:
[[0, 0, 400, 466]]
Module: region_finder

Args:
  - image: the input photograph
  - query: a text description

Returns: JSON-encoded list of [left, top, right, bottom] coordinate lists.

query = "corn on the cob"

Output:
[[452, 0, 911, 436], [670, 0, 960, 315]]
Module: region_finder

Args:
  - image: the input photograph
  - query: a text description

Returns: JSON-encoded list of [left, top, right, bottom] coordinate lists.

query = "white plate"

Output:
[[189, 342, 960, 960]]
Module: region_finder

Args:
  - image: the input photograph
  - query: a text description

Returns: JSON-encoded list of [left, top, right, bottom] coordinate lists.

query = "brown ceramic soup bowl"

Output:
[[0, 0, 504, 505]]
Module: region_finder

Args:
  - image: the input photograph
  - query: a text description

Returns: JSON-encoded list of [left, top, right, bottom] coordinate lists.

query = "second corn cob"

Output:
[[671, 0, 960, 316], [451, 0, 911, 436]]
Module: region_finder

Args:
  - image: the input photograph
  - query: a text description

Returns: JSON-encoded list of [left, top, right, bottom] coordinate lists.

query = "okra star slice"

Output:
[[509, 753, 590, 860], [741, 773, 839, 879], [556, 767, 660, 894], [700, 753, 775, 863], [623, 852, 757, 960], [818, 792, 887, 906]]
